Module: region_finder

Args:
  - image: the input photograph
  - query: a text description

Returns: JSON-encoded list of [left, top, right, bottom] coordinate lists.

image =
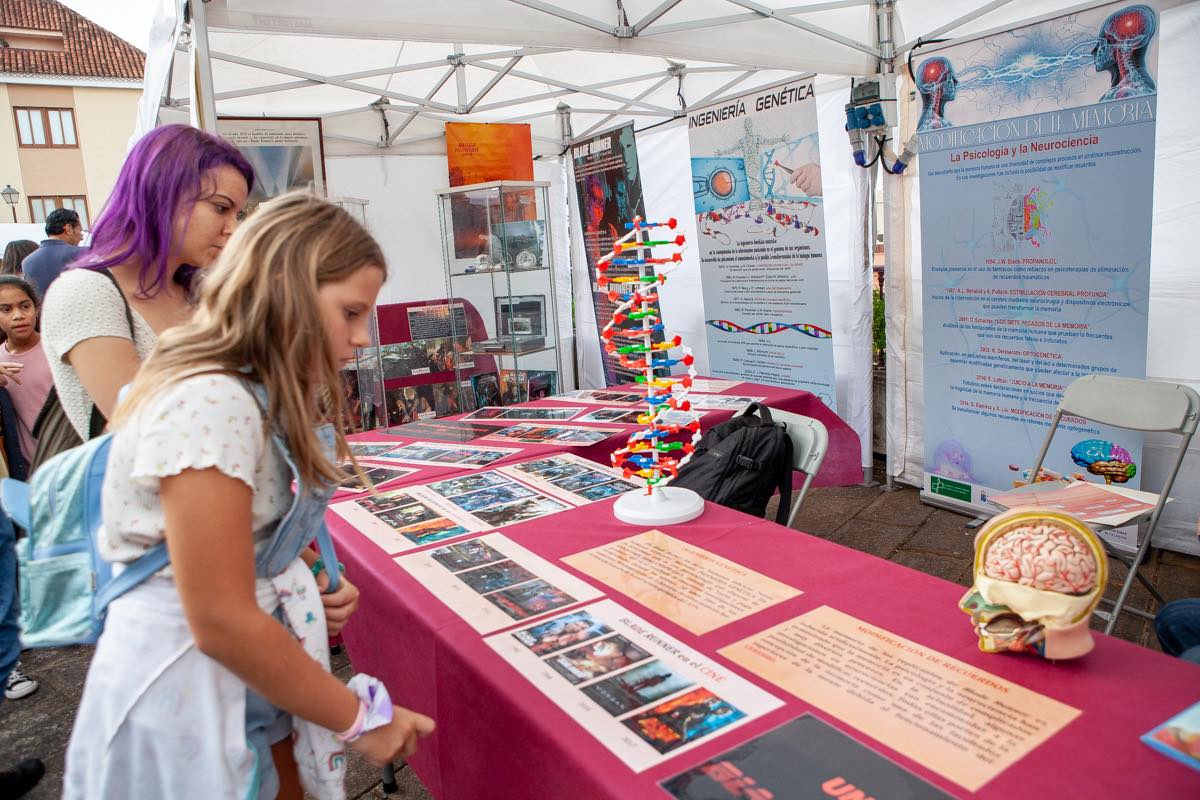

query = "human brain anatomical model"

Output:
[[960, 509, 1106, 659], [982, 523, 1098, 595]]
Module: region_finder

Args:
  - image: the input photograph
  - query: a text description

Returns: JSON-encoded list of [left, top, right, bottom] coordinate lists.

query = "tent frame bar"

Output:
[[638, 0, 871, 37], [725, 0, 880, 58]]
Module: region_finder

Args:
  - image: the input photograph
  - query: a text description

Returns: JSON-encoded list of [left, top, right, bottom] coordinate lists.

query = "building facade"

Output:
[[0, 0, 143, 227]]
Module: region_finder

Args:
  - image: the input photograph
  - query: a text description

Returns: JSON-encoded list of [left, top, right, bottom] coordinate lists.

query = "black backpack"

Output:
[[672, 403, 794, 524]]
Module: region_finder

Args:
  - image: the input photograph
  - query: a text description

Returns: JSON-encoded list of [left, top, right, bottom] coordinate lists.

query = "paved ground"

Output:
[[3, 474, 1197, 798]]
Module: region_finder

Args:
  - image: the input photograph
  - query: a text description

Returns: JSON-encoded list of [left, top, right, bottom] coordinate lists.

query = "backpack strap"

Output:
[[95, 541, 169, 612], [774, 430, 794, 526]]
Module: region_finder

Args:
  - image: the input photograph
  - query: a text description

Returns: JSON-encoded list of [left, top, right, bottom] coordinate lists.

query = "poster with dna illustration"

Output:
[[686, 76, 836, 406], [916, 1, 1158, 517]]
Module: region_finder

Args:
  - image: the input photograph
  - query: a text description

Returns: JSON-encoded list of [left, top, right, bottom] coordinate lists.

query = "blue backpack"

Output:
[[1, 433, 168, 648]]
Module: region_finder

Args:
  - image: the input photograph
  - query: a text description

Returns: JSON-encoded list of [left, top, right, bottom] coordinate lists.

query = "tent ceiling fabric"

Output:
[[172, 0, 896, 155]]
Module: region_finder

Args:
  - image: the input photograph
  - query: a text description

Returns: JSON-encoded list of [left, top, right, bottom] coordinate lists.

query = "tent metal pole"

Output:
[[207, 50, 460, 113], [684, 71, 757, 111], [895, 0, 1017, 55], [471, 69, 675, 113], [473, 63, 676, 113], [187, 0, 218, 132], [644, 1, 871, 36], [725, 0, 881, 58], [633, 0, 684, 34], [507, 0, 616, 35], [452, 44, 467, 112], [465, 56, 523, 112], [389, 67, 458, 145], [575, 75, 676, 140]]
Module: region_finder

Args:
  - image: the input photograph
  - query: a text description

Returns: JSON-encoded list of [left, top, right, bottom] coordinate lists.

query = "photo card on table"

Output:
[[383, 419, 505, 443], [484, 423, 623, 447], [332, 468, 575, 555], [484, 599, 783, 772], [661, 713, 956, 799], [497, 453, 640, 506], [464, 406, 585, 422], [397, 533, 603, 633], [368, 440, 523, 469]]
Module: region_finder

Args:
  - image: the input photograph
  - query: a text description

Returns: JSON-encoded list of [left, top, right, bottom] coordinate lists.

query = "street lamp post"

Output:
[[0, 185, 18, 223]]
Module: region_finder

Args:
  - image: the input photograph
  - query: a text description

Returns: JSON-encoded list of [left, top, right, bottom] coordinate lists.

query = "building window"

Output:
[[28, 196, 89, 229], [14, 108, 77, 148]]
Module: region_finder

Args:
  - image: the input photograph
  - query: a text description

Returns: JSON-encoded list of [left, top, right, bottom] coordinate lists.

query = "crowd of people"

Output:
[[0, 124, 433, 799]]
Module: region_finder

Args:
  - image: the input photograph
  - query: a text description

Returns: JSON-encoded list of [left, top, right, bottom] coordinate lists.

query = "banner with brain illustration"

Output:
[[687, 76, 836, 407], [916, 2, 1159, 514]]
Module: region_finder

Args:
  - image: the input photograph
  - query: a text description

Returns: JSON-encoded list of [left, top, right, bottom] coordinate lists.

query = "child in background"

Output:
[[0, 276, 54, 477], [64, 193, 434, 799], [0, 276, 49, 708]]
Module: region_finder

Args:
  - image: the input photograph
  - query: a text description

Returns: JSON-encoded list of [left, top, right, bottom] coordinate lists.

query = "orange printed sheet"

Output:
[[562, 530, 800, 635], [717, 606, 1081, 792]]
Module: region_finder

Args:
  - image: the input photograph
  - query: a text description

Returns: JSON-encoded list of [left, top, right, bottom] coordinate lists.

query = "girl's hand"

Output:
[[0, 362, 23, 387], [351, 706, 435, 766], [315, 569, 360, 636]]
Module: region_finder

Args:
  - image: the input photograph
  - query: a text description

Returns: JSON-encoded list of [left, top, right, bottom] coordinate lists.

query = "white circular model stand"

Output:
[[613, 485, 705, 526]]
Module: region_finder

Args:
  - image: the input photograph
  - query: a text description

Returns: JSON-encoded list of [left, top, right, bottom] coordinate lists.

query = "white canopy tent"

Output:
[[140, 0, 1200, 551]]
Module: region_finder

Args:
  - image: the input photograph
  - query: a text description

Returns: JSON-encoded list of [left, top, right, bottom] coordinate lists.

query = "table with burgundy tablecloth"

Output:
[[329, 489, 1200, 799], [346, 378, 863, 493]]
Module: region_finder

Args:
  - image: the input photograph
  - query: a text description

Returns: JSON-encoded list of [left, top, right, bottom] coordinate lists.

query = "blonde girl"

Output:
[[64, 193, 434, 799]]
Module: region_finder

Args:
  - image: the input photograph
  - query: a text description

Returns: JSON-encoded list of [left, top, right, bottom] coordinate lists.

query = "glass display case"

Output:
[[436, 180, 563, 406]]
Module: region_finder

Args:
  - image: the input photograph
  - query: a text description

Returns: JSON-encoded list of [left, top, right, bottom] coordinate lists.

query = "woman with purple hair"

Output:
[[40, 123, 253, 441]]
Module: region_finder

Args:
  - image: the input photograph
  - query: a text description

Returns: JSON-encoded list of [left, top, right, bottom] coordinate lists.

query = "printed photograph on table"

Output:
[[330, 488, 474, 554], [581, 660, 695, 716], [552, 389, 645, 406], [447, 483, 537, 513], [454, 559, 538, 595], [473, 495, 571, 527], [624, 687, 746, 755], [385, 419, 504, 443], [430, 540, 507, 572], [484, 423, 623, 447], [513, 610, 613, 656], [1143, 699, 1200, 773], [486, 579, 579, 621], [335, 464, 416, 494], [661, 714, 956, 799], [498, 453, 640, 505], [484, 599, 783, 772], [349, 442, 400, 459], [464, 406, 585, 422], [575, 407, 644, 424], [427, 472, 512, 497], [547, 635, 652, 685], [372, 441, 523, 469]]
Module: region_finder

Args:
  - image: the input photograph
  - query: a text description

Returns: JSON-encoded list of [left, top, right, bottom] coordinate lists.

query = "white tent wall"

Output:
[[325, 154, 577, 392], [886, 0, 1200, 555]]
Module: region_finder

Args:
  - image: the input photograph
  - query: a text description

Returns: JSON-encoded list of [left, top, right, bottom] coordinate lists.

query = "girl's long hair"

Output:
[[113, 192, 386, 487]]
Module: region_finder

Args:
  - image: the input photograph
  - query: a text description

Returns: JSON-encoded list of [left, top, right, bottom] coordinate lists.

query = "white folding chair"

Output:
[[1027, 375, 1200, 634], [766, 408, 829, 528]]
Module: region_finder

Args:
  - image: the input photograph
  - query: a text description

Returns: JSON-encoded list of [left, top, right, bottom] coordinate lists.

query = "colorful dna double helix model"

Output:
[[597, 216, 701, 494]]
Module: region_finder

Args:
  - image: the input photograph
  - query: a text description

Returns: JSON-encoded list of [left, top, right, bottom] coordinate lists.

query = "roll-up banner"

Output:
[[916, 2, 1159, 514], [687, 76, 837, 407], [570, 123, 653, 387]]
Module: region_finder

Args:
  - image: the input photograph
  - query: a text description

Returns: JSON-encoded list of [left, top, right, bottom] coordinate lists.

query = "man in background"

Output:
[[21, 209, 84, 298]]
